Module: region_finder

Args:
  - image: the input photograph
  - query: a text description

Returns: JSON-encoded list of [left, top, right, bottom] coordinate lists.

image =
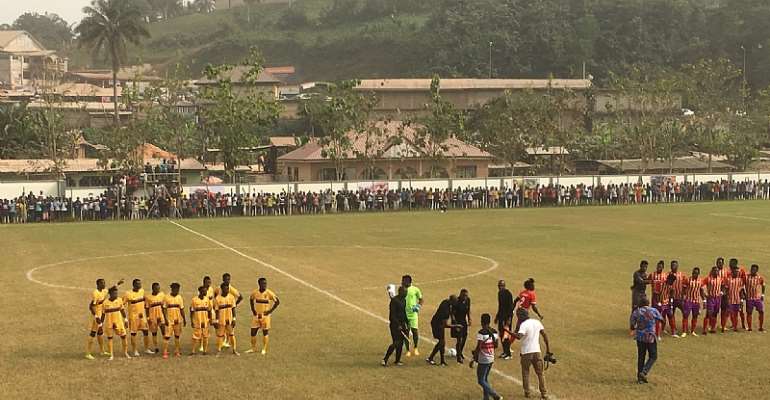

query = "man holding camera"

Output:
[[514, 308, 551, 399]]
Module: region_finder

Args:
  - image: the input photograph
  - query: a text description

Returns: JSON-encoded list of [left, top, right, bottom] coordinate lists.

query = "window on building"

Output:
[[318, 168, 338, 181], [454, 166, 477, 178]]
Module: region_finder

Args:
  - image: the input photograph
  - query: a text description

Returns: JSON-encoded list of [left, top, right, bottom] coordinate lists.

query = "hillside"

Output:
[[67, 0, 431, 82]]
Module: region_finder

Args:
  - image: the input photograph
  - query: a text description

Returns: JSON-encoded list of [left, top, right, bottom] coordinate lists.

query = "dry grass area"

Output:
[[2, 200, 769, 399]]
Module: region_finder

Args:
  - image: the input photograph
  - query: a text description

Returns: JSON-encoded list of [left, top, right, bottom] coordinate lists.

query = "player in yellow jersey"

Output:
[[246, 277, 280, 355], [213, 283, 239, 356], [103, 286, 130, 360], [190, 286, 213, 355], [162, 283, 186, 358], [145, 282, 166, 354], [203, 276, 215, 302], [123, 279, 154, 356], [86, 278, 124, 359], [213, 273, 243, 348]]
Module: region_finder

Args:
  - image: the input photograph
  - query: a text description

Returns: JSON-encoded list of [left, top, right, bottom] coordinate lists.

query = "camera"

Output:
[[544, 352, 557, 365]]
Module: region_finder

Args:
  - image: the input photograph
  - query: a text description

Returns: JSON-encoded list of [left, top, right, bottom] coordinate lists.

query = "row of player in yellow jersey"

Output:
[[85, 273, 280, 360]]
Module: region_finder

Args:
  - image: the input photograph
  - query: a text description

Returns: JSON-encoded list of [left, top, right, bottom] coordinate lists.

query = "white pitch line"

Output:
[[166, 219, 548, 397], [25, 247, 220, 291], [710, 213, 770, 223]]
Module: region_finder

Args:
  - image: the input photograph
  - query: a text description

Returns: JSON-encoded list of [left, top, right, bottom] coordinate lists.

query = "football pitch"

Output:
[[2, 201, 769, 399]]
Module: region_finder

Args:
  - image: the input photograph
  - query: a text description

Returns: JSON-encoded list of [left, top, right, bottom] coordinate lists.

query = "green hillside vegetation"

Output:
[[70, 0, 430, 80], [65, 0, 770, 89]]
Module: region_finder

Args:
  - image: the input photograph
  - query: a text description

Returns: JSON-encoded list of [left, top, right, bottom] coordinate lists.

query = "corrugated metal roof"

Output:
[[355, 79, 591, 92], [196, 66, 281, 85]]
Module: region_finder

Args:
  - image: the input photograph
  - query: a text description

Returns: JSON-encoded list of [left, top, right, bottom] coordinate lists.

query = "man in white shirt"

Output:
[[515, 308, 550, 399]]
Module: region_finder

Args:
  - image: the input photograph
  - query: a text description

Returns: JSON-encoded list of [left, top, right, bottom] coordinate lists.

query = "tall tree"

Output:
[[409, 76, 464, 178], [12, 12, 73, 51], [197, 47, 281, 182], [465, 89, 558, 176], [76, 0, 150, 125], [680, 58, 743, 171], [301, 80, 377, 181]]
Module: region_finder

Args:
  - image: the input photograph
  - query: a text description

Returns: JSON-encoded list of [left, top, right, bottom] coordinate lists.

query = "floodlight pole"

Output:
[[488, 41, 493, 79]]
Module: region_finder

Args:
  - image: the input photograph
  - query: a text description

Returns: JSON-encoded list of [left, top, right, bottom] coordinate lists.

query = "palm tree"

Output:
[[76, 0, 150, 125]]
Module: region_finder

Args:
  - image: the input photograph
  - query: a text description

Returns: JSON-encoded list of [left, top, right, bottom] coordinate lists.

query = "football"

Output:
[[448, 348, 457, 358]]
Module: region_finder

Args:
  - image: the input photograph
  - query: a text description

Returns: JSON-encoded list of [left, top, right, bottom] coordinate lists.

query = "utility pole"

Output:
[[488, 41, 493, 79]]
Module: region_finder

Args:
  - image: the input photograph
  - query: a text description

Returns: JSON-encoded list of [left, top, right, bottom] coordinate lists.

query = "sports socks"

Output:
[[143, 334, 151, 351], [250, 336, 257, 351], [262, 335, 269, 352], [97, 335, 104, 353]]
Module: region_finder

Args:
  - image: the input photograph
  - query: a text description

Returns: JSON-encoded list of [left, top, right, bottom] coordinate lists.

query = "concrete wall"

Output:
[[281, 159, 492, 182], [4, 172, 769, 199]]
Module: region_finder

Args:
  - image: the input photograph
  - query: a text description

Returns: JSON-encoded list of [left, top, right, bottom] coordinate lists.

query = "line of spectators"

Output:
[[2, 179, 770, 223]]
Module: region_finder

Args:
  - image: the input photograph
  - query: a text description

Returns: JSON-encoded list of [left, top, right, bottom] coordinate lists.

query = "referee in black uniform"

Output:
[[451, 289, 471, 363], [382, 286, 408, 366], [495, 280, 514, 359]]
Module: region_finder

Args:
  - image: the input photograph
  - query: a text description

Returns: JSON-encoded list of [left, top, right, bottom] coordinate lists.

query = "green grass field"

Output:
[[2, 201, 770, 399]]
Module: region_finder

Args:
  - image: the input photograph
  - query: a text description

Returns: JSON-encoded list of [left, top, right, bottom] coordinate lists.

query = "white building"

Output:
[[0, 30, 67, 89]]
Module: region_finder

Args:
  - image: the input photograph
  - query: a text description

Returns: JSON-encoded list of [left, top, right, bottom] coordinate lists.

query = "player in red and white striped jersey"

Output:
[[745, 264, 766, 332], [724, 266, 746, 333], [702, 267, 724, 335], [680, 267, 706, 337]]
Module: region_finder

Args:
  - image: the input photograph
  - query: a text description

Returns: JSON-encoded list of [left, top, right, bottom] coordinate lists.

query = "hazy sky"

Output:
[[1, 0, 92, 26]]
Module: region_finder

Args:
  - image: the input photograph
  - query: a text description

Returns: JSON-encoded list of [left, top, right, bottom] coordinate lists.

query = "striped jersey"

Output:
[[725, 276, 745, 305], [650, 271, 666, 294], [745, 274, 765, 300], [659, 281, 673, 304], [683, 277, 704, 302], [703, 276, 723, 298], [670, 272, 686, 299]]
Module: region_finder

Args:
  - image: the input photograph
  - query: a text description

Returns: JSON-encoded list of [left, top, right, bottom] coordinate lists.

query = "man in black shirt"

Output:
[[382, 286, 408, 366], [631, 260, 650, 311], [427, 294, 458, 366], [495, 280, 514, 359], [451, 289, 471, 364]]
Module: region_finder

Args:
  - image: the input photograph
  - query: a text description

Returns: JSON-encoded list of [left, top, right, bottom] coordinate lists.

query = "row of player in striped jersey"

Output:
[[649, 258, 765, 339], [85, 273, 280, 360]]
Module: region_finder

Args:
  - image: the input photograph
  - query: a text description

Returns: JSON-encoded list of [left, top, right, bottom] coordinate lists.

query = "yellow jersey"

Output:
[[103, 297, 125, 325], [214, 285, 240, 300], [145, 292, 166, 320], [164, 294, 184, 324], [213, 293, 236, 323], [250, 289, 277, 315], [205, 286, 215, 301], [191, 296, 212, 326], [91, 289, 108, 317], [123, 289, 146, 317]]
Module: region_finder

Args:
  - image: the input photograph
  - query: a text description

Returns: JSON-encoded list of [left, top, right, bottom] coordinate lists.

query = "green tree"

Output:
[[197, 47, 281, 182], [12, 12, 73, 51], [680, 58, 743, 171], [608, 65, 681, 173], [76, 0, 150, 125], [409, 76, 464, 178], [465, 90, 558, 176], [191, 0, 216, 13], [301, 80, 377, 181]]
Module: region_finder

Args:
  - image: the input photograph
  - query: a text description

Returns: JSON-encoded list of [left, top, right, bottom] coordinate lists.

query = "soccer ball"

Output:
[[386, 284, 397, 298], [447, 348, 457, 358]]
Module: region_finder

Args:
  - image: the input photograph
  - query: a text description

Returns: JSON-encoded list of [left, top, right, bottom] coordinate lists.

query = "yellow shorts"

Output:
[[128, 315, 148, 333], [104, 320, 126, 337], [88, 315, 103, 333], [250, 314, 271, 330], [192, 322, 210, 340], [164, 322, 182, 338], [147, 309, 165, 330], [215, 320, 234, 337]]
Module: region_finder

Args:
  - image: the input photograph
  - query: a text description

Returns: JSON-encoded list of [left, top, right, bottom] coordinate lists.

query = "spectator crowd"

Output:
[[2, 179, 770, 224]]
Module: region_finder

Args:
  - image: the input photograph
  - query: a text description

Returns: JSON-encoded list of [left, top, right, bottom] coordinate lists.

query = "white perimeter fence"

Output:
[[3, 171, 770, 199]]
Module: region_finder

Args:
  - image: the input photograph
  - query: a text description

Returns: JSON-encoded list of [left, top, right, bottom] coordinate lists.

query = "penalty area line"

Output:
[[166, 219, 540, 395]]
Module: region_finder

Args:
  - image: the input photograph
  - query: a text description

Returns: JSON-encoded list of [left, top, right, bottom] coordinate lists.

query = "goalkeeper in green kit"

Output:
[[402, 275, 423, 357]]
